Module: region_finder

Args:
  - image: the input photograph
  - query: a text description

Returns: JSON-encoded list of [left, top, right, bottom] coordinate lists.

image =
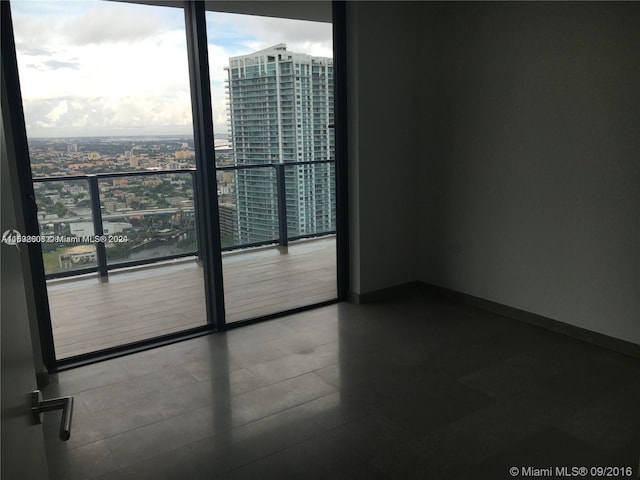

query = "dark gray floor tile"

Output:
[[225, 340, 289, 370], [534, 358, 639, 409], [597, 349, 640, 375], [169, 343, 243, 379], [47, 440, 119, 480], [427, 332, 526, 378], [42, 293, 640, 480], [473, 427, 609, 479], [244, 341, 339, 385], [105, 404, 228, 467], [289, 387, 382, 430], [119, 342, 209, 377], [371, 386, 577, 480], [95, 445, 208, 480], [151, 378, 223, 419], [371, 427, 492, 480], [46, 359, 132, 397], [229, 372, 337, 427], [180, 364, 265, 397], [379, 380, 496, 436], [324, 463, 390, 479], [444, 388, 575, 453], [265, 323, 339, 355], [224, 320, 297, 346], [314, 350, 396, 389], [459, 354, 562, 399], [381, 331, 457, 368], [604, 438, 640, 478], [557, 382, 640, 451], [322, 414, 417, 462], [188, 401, 327, 476], [80, 365, 198, 413], [218, 431, 360, 480], [275, 305, 339, 332], [370, 365, 461, 403]]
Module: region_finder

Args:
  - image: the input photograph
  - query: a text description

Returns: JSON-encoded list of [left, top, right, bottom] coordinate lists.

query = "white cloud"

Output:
[[23, 95, 194, 137], [13, 2, 332, 138], [45, 99, 69, 124], [42, 59, 81, 70], [210, 13, 333, 58], [64, 4, 163, 45]]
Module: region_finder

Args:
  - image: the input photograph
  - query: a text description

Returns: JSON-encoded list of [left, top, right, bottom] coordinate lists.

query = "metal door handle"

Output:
[[31, 390, 73, 441]]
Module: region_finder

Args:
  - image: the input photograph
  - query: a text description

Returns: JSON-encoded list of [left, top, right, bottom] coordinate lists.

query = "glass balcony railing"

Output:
[[218, 159, 336, 250], [34, 159, 336, 279], [33, 170, 198, 278], [33, 177, 99, 275], [283, 162, 336, 238], [98, 171, 198, 267]]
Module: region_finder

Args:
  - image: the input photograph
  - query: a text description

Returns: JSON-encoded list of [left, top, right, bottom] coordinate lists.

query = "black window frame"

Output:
[[1, 0, 348, 371]]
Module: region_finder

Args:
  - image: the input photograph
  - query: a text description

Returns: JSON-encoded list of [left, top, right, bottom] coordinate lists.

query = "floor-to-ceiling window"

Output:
[[6, 0, 344, 367], [12, 0, 208, 360], [205, 10, 338, 323]]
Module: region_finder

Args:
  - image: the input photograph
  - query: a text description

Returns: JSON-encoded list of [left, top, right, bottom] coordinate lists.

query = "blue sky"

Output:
[[11, 1, 332, 138]]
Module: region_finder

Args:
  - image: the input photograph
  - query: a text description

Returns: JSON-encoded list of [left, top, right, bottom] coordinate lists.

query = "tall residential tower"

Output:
[[225, 44, 335, 244]]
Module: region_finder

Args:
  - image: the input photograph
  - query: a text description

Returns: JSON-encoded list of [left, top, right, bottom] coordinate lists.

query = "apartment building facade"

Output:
[[226, 44, 335, 244]]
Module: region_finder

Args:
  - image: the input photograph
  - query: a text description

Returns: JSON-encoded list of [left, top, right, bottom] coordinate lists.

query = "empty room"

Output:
[[2, 1, 639, 479]]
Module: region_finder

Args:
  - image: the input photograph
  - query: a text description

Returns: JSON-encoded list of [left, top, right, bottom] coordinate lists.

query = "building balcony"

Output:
[[33, 161, 337, 360], [47, 236, 336, 358]]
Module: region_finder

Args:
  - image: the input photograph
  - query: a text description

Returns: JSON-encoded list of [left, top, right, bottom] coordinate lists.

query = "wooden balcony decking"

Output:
[[47, 237, 337, 358]]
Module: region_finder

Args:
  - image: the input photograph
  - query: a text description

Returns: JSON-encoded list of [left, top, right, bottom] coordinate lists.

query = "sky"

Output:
[[11, 0, 333, 138]]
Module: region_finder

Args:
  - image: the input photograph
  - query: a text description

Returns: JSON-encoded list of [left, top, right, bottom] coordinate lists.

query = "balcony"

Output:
[[34, 161, 337, 360], [48, 236, 336, 358]]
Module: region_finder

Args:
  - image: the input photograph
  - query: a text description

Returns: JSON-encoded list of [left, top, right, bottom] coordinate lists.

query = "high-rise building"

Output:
[[225, 44, 335, 244]]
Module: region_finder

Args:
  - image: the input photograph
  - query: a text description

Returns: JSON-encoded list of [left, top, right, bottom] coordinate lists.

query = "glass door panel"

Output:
[[206, 11, 337, 322], [12, 1, 207, 359]]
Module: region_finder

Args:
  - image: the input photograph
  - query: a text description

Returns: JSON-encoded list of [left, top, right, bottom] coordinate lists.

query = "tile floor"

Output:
[[42, 289, 640, 479], [48, 237, 336, 358]]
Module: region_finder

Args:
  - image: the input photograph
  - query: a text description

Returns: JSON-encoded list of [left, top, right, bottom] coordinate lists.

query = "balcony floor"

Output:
[[47, 237, 337, 358]]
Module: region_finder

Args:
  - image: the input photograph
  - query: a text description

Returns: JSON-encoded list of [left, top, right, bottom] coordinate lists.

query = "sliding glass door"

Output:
[[205, 10, 337, 323], [12, 1, 208, 359], [7, 0, 343, 366]]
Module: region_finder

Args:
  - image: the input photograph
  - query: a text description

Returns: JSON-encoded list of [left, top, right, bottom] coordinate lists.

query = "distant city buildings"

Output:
[[174, 150, 194, 160], [28, 137, 202, 273], [26, 45, 338, 273], [226, 44, 335, 244], [70, 221, 132, 237]]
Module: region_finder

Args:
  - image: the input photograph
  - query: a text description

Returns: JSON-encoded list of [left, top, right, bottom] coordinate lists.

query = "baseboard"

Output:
[[420, 282, 640, 359], [348, 281, 421, 304]]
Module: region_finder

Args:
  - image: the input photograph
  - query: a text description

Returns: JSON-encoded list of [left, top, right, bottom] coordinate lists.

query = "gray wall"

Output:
[[346, 1, 421, 294], [417, 2, 640, 344], [347, 2, 640, 345]]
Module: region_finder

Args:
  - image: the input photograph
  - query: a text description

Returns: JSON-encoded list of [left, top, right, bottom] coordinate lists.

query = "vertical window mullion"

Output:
[[184, 1, 226, 330], [332, 0, 349, 301]]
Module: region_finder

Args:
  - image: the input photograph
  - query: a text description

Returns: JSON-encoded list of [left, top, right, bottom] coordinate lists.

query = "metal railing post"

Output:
[[275, 163, 288, 250], [189, 169, 201, 262], [35, 162, 334, 281], [87, 175, 108, 279]]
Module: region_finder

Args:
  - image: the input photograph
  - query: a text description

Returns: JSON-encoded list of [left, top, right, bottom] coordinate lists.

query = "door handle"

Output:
[[31, 390, 73, 441]]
